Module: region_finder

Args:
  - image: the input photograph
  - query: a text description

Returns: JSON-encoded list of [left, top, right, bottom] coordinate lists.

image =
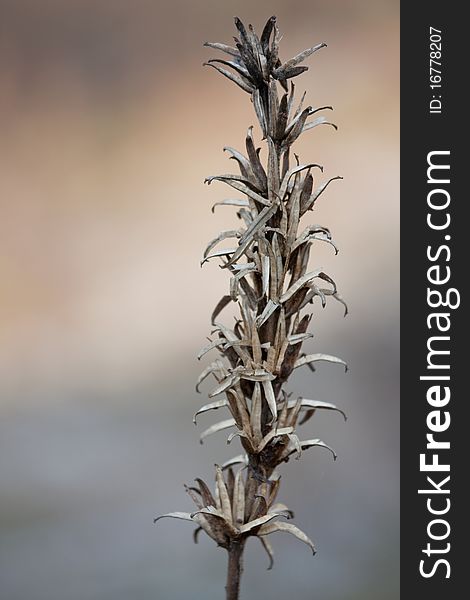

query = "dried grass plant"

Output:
[[155, 16, 347, 600]]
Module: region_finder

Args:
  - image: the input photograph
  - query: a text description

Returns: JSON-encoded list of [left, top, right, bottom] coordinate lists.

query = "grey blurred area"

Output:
[[0, 1, 399, 598]]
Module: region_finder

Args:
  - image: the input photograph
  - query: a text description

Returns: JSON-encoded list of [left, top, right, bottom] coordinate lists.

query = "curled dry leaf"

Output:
[[294, 353, 347, 371], [258, 521, 316, 554], [200, 418, 236, 444], [238, 512, 285, 534], [153, 512, 194, 524], [259, 536, 275, 569], [290, 398, 347, 421], [193, 398, 227, 424], [204, 62, 255, 93], [221, 455, 248, 470], [299, 439, 338, 460]]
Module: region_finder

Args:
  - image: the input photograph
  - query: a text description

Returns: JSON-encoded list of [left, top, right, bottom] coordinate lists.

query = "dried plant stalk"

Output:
[[155, 16, 347, 599]]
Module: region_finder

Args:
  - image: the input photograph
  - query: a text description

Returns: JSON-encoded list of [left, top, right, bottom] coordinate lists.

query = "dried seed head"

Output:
[[156, 466, 307, 559], [157, 15, 347, 579]]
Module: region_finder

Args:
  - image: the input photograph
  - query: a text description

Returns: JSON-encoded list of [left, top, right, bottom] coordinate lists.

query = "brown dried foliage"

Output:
[[156, 16, 347, 597]]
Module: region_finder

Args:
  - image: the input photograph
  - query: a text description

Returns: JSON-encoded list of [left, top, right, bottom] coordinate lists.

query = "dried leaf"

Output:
[[299, 438, 337, 460], [224, 202, 278, 268], [303, 115, 338, 132], [211, 295, 233, 324], [286, 397, 302, 427], [230, 265, 258, 301], [296, 233, 338, 256], [260, 16, 276, 53], [277, 395, 290, 428], [285, 178, 301, 260], [200, 418, 236, 444], [269, 502, 294, 519], [251, 324, 262, 365], [281, 65, 309, 79], [280, 269, 323, 304], [299, 173, 313, 212], [227, 386, 251, 434], [205, 174, 270, 206], [185, 484, 203, 509], [279, 163, 322, 201], [248, 23, 266, 68], [193, 526, 203, 544], [274, 42, 326, 77], [235, 40, 263, 86], [207, 59, 250, 80], [196, 360, 225, 393], [290, 90, 307, 125], [255, 299, 280, 327], [286, 82, 295, 115], [233, 17, 251, 50], [204, 62, 255, 93], [271, 233, 283, 298], [223, 146, 255, 182], [201, 247, 237, 265], [257, 521, 316, 554], [287, 332, 313, 344], [252, 89, 268, 137], [197, 338, 225, 360], [309, 105, 333, 116], [250, 382, 263, 445], [267, 137, 280, 203], [203, 230, 240, 260], [239, 512, 283, 534], [193, 399, 227, 424], [331, 291, 349, 316], [290, 398, 347, 421], [226, 429, 248, 445], [282, 107, 314, 147], [203, 41, 240, 58], [262, 378, 277, 421], [268, 476, 281, 506], [267, 81, 279, 138], [291, 224, 331, 252], [249, 495, 268, 522], [214, 322, 253, 364], [287, 432, 302, 459], [192, 480, 214, 510], [232, 469, 246, 526], [258, 426, 293, 452], [208, 374, 240, 398], [221, 454, 248, 470], [239, 368, 275, 382], [269, 24, 281, 70], [261, 255, 270, 297], [301, 176, 343, 215], [193, 512, 225, 544], [246, 127, 268, 191], [275, 93, 289, 140], [259, 536, 275, 569], [294, 353, 347, 371], [212, 198, 249, 213], [154, 512, 194, 524], [191, 506, 226, 522], [215, 465, 232, 524], [281, 146, 290, 179]]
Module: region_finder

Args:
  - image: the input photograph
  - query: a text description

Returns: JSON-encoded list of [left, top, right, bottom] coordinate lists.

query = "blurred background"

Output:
[[0, 1, 399, 598]]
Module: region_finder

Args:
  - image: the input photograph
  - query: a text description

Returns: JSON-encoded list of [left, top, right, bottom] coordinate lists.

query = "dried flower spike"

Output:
[[156, 16, 347, 600]]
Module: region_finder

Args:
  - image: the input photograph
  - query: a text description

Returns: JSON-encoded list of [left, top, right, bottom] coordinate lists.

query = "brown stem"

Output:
[[226, 540, 245, 600]]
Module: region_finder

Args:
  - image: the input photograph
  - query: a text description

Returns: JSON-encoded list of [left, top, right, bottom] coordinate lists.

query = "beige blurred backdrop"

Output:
[[0, 1, 399, 599]]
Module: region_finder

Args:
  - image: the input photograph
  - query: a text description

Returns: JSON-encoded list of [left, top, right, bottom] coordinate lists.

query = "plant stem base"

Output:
[[226, 541, 245, 600]]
